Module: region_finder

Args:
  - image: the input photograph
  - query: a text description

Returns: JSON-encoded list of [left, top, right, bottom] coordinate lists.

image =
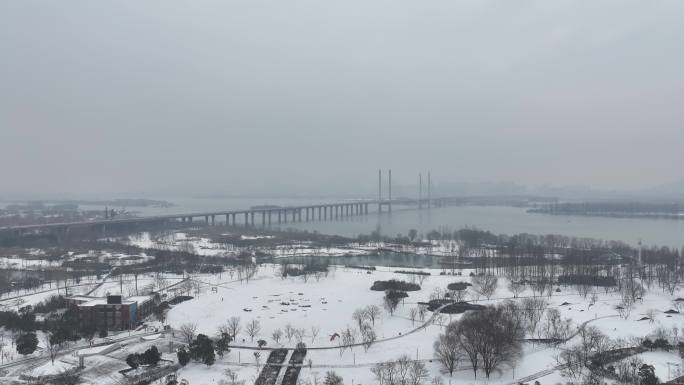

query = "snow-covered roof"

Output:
[[127, 295, 155, 305], [75, 296, 137, 307]]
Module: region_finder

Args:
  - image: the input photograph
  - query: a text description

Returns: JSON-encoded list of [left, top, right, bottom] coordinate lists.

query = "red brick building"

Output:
[[67, 294, 157, 331]]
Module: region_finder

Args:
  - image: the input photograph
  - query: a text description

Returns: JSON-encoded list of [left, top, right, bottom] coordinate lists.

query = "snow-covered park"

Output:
[[159, 263, 684, 385]]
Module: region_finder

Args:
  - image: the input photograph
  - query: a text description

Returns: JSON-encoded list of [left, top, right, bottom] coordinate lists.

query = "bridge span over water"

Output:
[[0, 197, 449, 238]]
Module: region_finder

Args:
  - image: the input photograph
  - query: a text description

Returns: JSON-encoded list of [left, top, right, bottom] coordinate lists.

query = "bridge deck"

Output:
[[0, 198, 438, 233]]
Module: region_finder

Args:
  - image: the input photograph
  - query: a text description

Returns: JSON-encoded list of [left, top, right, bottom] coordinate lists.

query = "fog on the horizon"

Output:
[[1, 1, 683, 198]]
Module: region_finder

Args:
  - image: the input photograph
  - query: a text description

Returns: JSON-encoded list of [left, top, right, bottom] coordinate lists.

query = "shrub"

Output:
[[447, 282, 471, 291], [371, 280, 420, 291], [126, 346, 161, 368], [190, 334, 215, 366], [126, 354, 140, 369], [177, 346, 190, 366], [16, 333, 38, 355]]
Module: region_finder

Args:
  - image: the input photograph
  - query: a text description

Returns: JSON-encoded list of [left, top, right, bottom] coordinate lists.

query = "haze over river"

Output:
[[75, 197, 684, 249]]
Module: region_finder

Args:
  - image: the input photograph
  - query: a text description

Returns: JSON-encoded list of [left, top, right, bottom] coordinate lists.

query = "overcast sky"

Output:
[[1, 1, 683, 198]]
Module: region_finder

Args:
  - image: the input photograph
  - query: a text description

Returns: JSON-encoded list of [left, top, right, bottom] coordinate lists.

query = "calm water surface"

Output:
[[4, 198, 683, 248]]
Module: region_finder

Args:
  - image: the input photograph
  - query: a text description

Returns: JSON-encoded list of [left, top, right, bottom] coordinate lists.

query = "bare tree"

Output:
[[340, 325, 357, 351], [520, 297, 547, 334], [371, 360, 396, 385], [226, 317, 241, 341], [556, 326, 610, 381], [417, 274, 428, 286], [360, 323, 376, 352], [246, 319, 261, 342], [371, 355, 429, 385], [418, 304, 428, 322], [451, 288, 468, 303], [433, 325, 462, 376], [154, 273, 168, 290], [43, 332, 63, 365], [285, 323, 295, 342], [508, 280, 525, 298], [271, 329, 283, 344], [294, 328, 306, 343], [622, 276, 645, 304], [555, 345, 587, 380], [408, 359, 430, 385], [472, 274, 498, 300], [223, 368, 245, 385], [452, 303, 524, 379], [180, 322, 198, 345], [352, 308, 367, 329], [541, 308, 571, 341], [383, 291, 402, 316], [311, 326, 320, 344], [365, 305, 382, 326], [408, 308, 418, 325], [616, 303, 632, 320]]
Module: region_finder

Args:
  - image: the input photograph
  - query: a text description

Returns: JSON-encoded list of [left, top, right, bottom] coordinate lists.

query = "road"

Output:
[[0, 329, 161, 372]]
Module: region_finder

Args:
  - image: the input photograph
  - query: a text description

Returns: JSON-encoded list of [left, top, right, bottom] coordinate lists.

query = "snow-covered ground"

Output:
[[5, 232, 684, 384], [121, 231, 464, 259], [162, 264, 684, 385], [125, 232, 239, 257], [0, 249, 153, 271], [29, 359, 76, 377]]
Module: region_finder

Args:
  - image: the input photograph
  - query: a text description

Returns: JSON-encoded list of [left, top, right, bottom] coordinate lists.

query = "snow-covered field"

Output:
[[122, 231, 463, 259], [0, 249, 152, 271], [5, 230, 684, 384], [164, 264, 684, 385]]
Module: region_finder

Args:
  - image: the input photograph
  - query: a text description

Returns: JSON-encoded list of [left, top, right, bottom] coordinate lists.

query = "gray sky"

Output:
[[1, 0, 683, 198]]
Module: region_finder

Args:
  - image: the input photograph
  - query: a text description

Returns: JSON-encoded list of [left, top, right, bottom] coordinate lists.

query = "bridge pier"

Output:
[[250, 212, 255, 226], [268, 211, 272, 225], [297, 209, 302, 222], [262, 212, 266, 226]]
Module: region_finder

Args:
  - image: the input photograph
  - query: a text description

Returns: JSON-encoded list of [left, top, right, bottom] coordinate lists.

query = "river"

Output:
[[4, 197, 684, 248]]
